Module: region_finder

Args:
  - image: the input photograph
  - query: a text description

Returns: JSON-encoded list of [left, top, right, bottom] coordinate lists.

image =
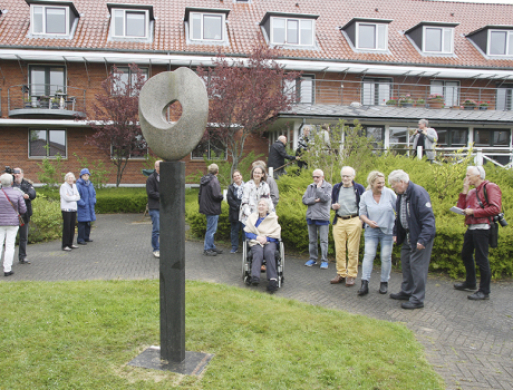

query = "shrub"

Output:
[[28, 195, 62, 243], [95, 188, 147, 214]]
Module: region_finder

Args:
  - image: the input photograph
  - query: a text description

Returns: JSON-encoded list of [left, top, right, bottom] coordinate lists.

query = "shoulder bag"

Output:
[[475, 184, 498, 248]]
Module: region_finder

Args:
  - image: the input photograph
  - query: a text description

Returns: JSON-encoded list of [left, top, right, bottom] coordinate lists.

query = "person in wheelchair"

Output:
[[244, 198, 281, 293]]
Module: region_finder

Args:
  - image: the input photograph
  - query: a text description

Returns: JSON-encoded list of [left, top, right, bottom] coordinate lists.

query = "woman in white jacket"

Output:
[[60, 172, 80, 251]]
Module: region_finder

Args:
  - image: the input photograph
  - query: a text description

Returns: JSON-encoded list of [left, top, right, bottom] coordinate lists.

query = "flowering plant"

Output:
[[479, 101, 489, 107], [428, 93, 444, 100], [463, 99, 477, 106]]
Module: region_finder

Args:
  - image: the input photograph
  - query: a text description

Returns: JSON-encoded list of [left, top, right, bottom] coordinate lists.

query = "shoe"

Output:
[[153, 250, 160, 258], [230, 249, 238, 254], [63, 246, 72, 252], [70, 245, 79, 249], [357, 280, 369, 296], [305, 260, 317, 267], [4, 271, 14, 277], [390, 291, 411, 301], [203, 250, 217, 256], [250, 276, 260, 286], [213, 248, 223, 254], [468, 291, 490, 301], [261, 265, 266, 272], [77, 241, 87, 245], [19, 259, 31, 264], [379, 282, 388, 294], [401, 301, 424, 310], [267, 280, 279, 294], [345, 277, 356, 287], [454, 282, 477, 292], [320, 262, 328, 270], [85, 239, 93, 242], [330, 275, 346, 284]]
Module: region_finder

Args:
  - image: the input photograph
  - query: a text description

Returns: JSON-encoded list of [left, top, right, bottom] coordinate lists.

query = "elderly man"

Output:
[[13, 168, 36, 264], [146, 160, 163, 258], [411, 118, 438, 163], [268, 135, 298, 179], [199, 163, 224, 256], [454, 166, 502, 301], [330, 166, 365, 286], [303, 169, 332, 269], [389, 170, 436, 310]]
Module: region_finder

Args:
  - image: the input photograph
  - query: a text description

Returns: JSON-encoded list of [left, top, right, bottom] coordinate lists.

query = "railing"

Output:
[[291, 78, 512, 110], [7, 84, 87, 115]]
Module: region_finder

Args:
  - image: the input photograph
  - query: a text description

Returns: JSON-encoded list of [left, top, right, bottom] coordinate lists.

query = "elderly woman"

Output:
[[60, 172, 80, 252], [239, 165, 274, 226], [357, 170, 397, 296], [244, 199, 281, 293], [227, 169, 244, 253], [0, 173, 27, 276], [76, 168, 96, 245]]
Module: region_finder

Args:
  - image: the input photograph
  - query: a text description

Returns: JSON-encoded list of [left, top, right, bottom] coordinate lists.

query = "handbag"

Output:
[[1, 188, 25, 227]]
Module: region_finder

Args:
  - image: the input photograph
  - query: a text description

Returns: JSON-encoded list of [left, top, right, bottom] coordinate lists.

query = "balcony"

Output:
[[7, 85, 87, 119]]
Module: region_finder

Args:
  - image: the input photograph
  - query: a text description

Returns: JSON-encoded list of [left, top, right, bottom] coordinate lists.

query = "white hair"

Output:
[[278, 135, 287, 143], [340, 166, 355, 177], [258, 197, 272, 210], [0, 173, 13, 187], [64, 172, 76, 182], [313, 168, 324, 177], [388, 170, 410, 185], [468, 166, 485, 180], [419, 118, 429, 127]]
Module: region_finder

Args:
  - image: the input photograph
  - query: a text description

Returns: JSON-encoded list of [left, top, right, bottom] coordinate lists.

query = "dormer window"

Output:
[[107, 4, 153, 40], [260, 12, 318, 48], [424, 26, 453, 54], [26, 0, 79, 37], [184, 8, 230, 43], [488, 30, 513, 56], [340, 18, 392, 52]]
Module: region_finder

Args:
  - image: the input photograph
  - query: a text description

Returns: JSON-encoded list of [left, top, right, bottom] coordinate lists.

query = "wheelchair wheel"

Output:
[[242, 240, 251, 285], [278, 241, 285, 288]]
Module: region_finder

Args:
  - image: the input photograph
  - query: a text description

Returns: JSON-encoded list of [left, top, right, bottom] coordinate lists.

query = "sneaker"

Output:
[[230, 249, 238, 254], [267, 280, 279, 293], [70, 245, 79, 249], [320, 262, 328, 270], [213, 248, 223, 254], [305, 260, 318, 267], [203, 250, 217, 256], [153, 250, 160, 258], [63, 246, 72, 252]]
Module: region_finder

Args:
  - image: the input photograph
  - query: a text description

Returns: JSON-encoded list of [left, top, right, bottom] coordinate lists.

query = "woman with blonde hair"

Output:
[[60, 172, 80, 251]]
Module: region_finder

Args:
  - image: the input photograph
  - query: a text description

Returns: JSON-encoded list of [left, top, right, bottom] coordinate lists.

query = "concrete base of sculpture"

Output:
[[128, 346, 213, 376]]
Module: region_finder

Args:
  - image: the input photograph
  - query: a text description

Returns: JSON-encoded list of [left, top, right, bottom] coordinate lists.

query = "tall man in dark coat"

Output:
[[268, 135, 298, 179], [146, 160, 162, 258], [13, 168, 36, 264], [388, 169, 436, 310], [199, 163, 224, 256]]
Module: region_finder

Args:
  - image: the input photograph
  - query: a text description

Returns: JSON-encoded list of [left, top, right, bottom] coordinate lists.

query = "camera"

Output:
[[4, 166, 12, 174], [493, 213, 508, 227]]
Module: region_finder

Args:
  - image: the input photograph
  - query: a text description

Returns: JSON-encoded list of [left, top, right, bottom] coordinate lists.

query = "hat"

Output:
[[80, 168, 91, 177]]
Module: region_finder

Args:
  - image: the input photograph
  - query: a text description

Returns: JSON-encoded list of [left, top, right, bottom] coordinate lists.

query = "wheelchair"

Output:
[[242, 238, 285, 288]]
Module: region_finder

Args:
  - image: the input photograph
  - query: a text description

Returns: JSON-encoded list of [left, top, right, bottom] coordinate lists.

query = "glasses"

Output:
[[341, 175, 353, 178], [312, 175, 321, 178]]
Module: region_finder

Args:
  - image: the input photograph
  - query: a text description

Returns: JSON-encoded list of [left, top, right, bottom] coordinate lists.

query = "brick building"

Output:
[[0, 0, 512, 185]]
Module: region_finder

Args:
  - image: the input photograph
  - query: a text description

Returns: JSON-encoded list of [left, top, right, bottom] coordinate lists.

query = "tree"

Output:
[[197, 46, 300, 173], [87, 64, 146, 186]]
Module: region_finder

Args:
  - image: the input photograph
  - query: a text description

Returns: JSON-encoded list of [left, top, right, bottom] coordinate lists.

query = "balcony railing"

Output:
[[7, 85, 87, 118], [290, 78, 512, 111]]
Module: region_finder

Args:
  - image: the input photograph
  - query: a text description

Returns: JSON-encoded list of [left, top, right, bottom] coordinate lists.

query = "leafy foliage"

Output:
[[28, 195, 62, 243], [36, 153, 65, 188], [73, 153, 113, 189]]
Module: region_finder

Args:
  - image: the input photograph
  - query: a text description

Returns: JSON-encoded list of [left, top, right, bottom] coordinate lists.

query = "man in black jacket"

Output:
[[13, 168, 36, 264], [146, 160, 162, 258], [199, 164, 224, 256], [268, 136, 298, 179]]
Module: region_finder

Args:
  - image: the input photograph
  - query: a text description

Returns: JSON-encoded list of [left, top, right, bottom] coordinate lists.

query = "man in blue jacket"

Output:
[[388, 169, 436, 310]]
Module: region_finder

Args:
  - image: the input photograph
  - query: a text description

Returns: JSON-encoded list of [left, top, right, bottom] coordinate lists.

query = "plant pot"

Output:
[[479, 106, 488, 111], [23, 102, 32, 108], [464, 106, 475, 110], [400, 103, 413, 108], [31, 96, 38, 108], [427, 99, 444, 109]]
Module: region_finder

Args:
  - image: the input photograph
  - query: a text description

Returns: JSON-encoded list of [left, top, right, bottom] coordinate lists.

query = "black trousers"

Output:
[[18, 222, 29, 260], [62, 211, 77, 248], [461, 228, 491, 295]]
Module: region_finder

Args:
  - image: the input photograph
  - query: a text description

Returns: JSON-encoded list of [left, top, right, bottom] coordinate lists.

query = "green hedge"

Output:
[[186, 155, 513, 279]]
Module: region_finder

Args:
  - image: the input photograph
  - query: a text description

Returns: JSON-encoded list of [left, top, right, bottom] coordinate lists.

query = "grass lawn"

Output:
[[1, 280, 444, 390]]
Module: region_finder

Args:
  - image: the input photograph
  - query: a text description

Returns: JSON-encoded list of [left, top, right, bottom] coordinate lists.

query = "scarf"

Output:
[[244, 212, 281, 247]]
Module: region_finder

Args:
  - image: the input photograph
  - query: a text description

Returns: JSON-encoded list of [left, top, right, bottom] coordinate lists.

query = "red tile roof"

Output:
[[0, 0, 512, 68]]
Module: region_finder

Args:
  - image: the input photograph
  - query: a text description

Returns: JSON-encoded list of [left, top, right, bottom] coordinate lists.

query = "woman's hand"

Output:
[[257, 235, 267, 245], [367, 220, 379, 229]]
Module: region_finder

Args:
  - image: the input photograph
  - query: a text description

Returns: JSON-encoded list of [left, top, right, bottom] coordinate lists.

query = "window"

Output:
[[284, 76, 314, 104], [474, 129, 510, 147], [271, 17, 314, 46], [112, 9, 148, 38], [112, 66, 148, 96], [362, 79, 391, 106], [192, 136, 226, 159], [190, 12, 224, 41], [29, 66, 65, 97], [111, 135, 147, 159], [365, 126, 384, 148], [430, 80, 459, 107], [496, 86, 513, 111], [436, 128, 468, 147], [488, 30, 513, 56], [423, 27, 454, 53], [356, 22, 387, 50], [31, 5, 69, 35], [29, 129, 66, 157]]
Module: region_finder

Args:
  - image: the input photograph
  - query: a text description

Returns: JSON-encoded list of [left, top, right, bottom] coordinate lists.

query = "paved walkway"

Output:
[[2, 214, 512, 390]]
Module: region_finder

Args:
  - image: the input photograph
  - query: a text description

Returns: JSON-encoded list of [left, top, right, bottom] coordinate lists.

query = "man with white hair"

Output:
[[330, 166, 365, 286], [302, 169, 332, 269], [411, 118, 438, 163], [454, 166, 502, 301], [388, 170, 436, 310], [268, 135, 299, 179]]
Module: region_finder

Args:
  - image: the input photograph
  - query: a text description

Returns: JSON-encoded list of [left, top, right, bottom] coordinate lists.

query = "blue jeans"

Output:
[[361, 230, 394, 282], [149, 209, 160, 252], [204, 215, 219, 251], [230, 221, 243, 251]]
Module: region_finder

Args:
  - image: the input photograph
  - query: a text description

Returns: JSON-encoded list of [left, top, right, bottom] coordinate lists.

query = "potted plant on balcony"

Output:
[[463, 99, 477, 110], [398, 94, 414, 107], [39, 96, 50, 109], [23, 96, 32, 108], [479, 101, 489, 111], [416, 98, 426, 107], [50, 97, 60, 109], [385, 98, 398, 106], [427, 93, 444, 109]]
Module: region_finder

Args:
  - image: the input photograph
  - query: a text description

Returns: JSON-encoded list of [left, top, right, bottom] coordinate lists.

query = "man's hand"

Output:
[[23, 194, 29, 200], [393, 236, 397, 244], [332, 203, 340, 210], [314, 198, 320, 203], [295, 156, 300, 160], [464, 208, 474, 216], [417, 242, 425, 250]]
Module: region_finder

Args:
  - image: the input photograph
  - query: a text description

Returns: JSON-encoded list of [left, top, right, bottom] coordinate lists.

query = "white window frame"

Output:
[[361, 78, 391, 106], [487, 29, 513, 56], [284, 76, 314, 104], [270, 17, 315, 46], [422, 26, 454, 54], [355, 22, 388, 51], [189, 12, 225, 41], [30, 5, 70, 36], [111, 8, 149, 39], [430, 80, 460, 107]]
